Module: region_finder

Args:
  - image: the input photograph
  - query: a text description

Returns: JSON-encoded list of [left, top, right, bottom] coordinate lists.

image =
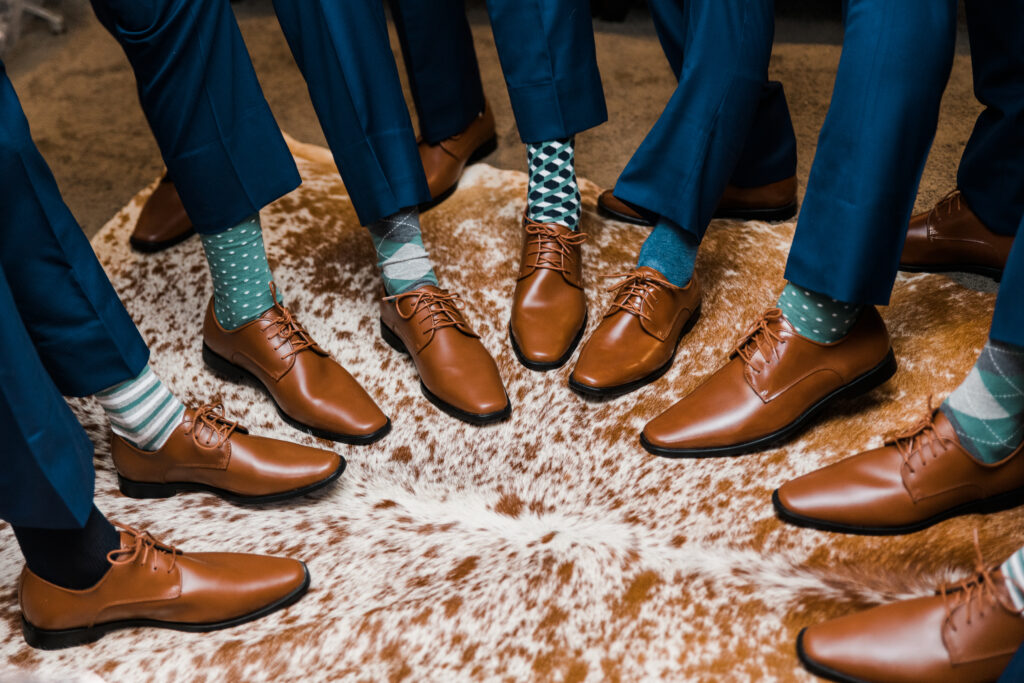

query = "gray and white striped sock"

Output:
[[95, 364, 185, 452]]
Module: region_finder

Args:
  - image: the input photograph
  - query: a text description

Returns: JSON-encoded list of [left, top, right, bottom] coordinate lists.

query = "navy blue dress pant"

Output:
[[387, 0, 607, 145], [612, 0, 791, 239], [0, 64, 148, 529]]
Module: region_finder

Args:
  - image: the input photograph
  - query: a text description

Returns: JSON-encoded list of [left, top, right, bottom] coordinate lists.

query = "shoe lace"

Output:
[[885, 396, 954, 474], [184, 402, 239, 449], [930, 189, 963, 224], [523, 216, 588, 274], [263, 283, 317, 359], [107, 523, 181, 574], [734, 308, 788, 374], [383, 288, 470, 335], [604, 269, 674, 322], [940, 529, 1024, 630]]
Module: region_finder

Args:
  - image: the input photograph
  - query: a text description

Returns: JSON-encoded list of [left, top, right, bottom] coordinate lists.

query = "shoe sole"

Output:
[[642, 349, 897, 458], [117, 459, 346, 505], [772, 483, 1024, 536], [795, 629, 873, 683], [899, 263, 1003, 282], [201, 344, 392, 445], [129, 228, 196, 253], [568, 305, 701, 398], [418, 135, 499, 212], [22, 564, 311, 650], [380, 320, 512, 425], [597, 200, 798, 227], [508, 312, 588, 372]]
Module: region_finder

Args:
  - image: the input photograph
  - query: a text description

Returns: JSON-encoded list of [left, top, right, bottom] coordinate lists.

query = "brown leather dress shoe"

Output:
[[510, 217, 588, 370], [774, 404, 1024, 534], [20, 524, 309, 650], [900, 189, 1014, 281], [129, 175, 195, 253], [112, 403, 345, 504], [569, 267, 701, 396], [642, 307, 896, 458], [380, 285, 510, 424], [202, 294, 390, 444], [596, 176, 799, 227], [419, 104, 497, 211], [797, 547, 1024, 683]]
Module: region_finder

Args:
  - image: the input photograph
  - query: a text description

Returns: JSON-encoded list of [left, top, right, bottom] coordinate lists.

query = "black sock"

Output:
[[12, 505, 121, 590]]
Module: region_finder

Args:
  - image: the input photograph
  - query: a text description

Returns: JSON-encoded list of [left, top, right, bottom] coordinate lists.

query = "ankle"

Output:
[[13, 506, 119, 590]]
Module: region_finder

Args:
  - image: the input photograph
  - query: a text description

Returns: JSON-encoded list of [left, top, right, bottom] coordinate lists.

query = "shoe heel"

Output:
[[380, 320, 409, 354], [842, 349, 898, 400], [118, 474, 175, 499], [202, 343, 246, 383], [468, 135, 498, 163], [22, 617, 103, 650]]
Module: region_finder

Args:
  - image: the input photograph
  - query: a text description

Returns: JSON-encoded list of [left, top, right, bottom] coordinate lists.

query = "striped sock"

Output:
[[95, 364, 185, 452], [777, 283, 862, 343], [200, 214, 281, 330], [367, 206, 438, 295], [1001, 547, 1024, 611], [940, 339, 1024, 463], [527, 137, 581, 230]]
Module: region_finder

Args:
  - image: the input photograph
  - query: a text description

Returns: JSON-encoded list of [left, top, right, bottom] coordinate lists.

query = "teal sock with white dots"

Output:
[[200, 215, 281, 329], [777, 283, 863, 343]]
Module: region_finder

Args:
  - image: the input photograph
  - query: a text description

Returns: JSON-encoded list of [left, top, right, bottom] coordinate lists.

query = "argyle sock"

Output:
[[12, 505, 119, 590], [777, 283, 863, 343], [200, 214, 280, 329], [637, 215, 699, 286], [367, 206, 438, 295], [95, 364, 185, 452], [527, 137, 581, 230], [1002, 546, 1024, 610], [940, 339, 1024, 464]]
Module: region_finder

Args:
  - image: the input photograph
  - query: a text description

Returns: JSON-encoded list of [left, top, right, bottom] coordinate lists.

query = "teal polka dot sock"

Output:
[[527, 137, 581, 230], [200, 214, 281, 329], [776, 282, 863, 343]]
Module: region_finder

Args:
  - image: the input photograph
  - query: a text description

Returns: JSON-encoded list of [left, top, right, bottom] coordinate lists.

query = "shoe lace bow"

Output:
[[107, 523, 181, 574], [940, 529, 1024, 630], [885, 397, 954, 474], [262, 283, 319, 359], [523, 216, 588, 274], [604, 269, 674, 322], [383, 288, 476, 338], [734, 308, 787, 373], [184, 402, 239, 449]]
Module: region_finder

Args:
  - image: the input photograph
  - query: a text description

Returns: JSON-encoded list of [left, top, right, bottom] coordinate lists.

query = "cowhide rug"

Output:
[[2, 143, 1021, 683]]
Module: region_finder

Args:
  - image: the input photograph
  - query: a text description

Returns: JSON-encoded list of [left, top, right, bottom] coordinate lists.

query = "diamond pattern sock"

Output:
[[941, 338, 1024, 463], [527, 137, 581, 230], [367, 206, 438, 295], [200, 214, 280, 329], [95, 364, 185, 452], [1002, 546, 1024, 610], [777, 283, 863, 343]]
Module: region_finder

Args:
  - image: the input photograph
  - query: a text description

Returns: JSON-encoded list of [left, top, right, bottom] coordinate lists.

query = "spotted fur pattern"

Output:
[[1, 149, 1022, 682]]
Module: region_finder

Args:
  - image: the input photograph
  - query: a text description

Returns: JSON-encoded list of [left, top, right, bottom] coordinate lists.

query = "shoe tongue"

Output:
[[634, 266, 665, 280], [931, 409, 962, 445]]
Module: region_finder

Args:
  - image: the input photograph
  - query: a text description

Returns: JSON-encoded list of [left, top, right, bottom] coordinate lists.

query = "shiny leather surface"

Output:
[[130, 175, 194, 250], [571, 267, 700, 389], [901, 190, 1014, 272], [643, 307, 891, 450], [380, 285, 508, 416], [111, 405, 341, 496], [510, 218, 587, 365], [419, 104, 496, 200], [597, 175, 798, 222], [778, 410, 1024, 528], [801, 569, 1024, 683], [202, 299, 388, 437], [20, 527, 306, 631]]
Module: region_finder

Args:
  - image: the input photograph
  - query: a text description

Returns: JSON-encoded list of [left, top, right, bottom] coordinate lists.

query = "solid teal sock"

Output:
[[200, 214, 281, 329], [637, 215, 699, 286], [777, 283, 862, 343], [941, 338, 1024, 464], [527, 137, 581, 230]]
